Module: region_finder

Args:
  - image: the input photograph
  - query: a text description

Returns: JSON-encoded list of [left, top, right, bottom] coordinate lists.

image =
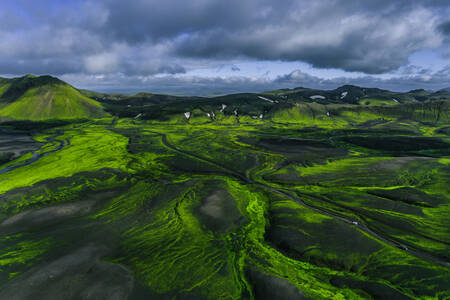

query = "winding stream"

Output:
[[0, 132, 68, 174]]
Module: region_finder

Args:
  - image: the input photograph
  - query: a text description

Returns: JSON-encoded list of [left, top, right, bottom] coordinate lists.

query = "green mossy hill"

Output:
[[0, 75, 107, 121]]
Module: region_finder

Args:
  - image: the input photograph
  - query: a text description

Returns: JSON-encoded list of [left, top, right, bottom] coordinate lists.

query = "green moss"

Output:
[[0, 238, 53, 269], [0, 128, 130, 194], [94, 181, 159, 219], [0, 112, 448, 299], [116, 181, 241, 299], [292, 157, 390, 177], [358, 98, 398, 106], [0, 83, 107, 120], [0, 82, 11, 98]]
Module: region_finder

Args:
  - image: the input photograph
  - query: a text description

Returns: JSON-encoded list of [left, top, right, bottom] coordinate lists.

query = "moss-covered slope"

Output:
[[0, 75, 107, 121]]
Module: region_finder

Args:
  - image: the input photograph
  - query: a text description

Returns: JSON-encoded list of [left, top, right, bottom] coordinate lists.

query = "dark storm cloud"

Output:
[[438, 21, 450, 35], [96, 0, 449, 73], [438, 20, 450, 57], [231, 66, 241, 72], [1, 0, 449, 82]]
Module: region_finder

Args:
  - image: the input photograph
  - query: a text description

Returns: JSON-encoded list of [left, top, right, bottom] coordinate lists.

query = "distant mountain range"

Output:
[[0, 75, 449, 122]]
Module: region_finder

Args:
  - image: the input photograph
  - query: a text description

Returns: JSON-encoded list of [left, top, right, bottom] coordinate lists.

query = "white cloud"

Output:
[[83, 52, 119, 73]]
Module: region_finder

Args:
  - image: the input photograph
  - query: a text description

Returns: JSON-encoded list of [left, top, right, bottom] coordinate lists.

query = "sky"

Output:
[[1, 0, 450, 95]]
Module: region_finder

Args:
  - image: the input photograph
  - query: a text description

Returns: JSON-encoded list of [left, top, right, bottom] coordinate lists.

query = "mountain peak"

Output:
[[0, 75, 107, 121], [0, 75, 67, 103], [336, 84, 361, 90]]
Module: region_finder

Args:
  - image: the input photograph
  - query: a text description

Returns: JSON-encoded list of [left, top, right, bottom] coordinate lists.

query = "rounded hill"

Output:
[[0, 75, 107, 121]]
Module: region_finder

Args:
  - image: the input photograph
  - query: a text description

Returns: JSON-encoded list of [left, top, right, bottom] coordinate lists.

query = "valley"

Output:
[[0, 75, 448, 299]]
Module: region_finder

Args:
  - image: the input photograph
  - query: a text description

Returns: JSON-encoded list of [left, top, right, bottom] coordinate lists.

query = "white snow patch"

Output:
[[233, 109, 238, 116], [392, 98, 399, 103], [220, 104, 227, 112], [134, 113, 142, 119], [206, 113, 211, 118], [184, 112, 191, 119], [340, 91, 348, 99], [258, 96, 275, 103], [259, 114, 263, 119], [310, 95, 326, 100], [326, 111, 330, 117]]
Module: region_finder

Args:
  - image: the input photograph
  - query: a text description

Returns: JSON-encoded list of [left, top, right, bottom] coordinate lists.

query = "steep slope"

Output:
[[0, 75, 107, 121], [0, 78, 12, 98]]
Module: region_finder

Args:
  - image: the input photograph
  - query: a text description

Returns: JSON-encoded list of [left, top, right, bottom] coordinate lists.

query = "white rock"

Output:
[[340, 91, 348, 99], [206, 113, 211, 118], [326, 111, 330, 117], [234, 109, 238, 116], [184, 112, 191, 119], [221, 104, 227, 112], [259, 114, 263, 119], [310, 95, 326, 100], [258, 96, 275, 103], [134, 113, 142, 119]]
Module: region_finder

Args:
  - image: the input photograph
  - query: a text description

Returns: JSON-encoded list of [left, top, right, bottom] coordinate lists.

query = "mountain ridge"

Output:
[[0, 75, 449, 122]]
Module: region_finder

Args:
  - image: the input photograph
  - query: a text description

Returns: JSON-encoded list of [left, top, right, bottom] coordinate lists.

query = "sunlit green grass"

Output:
[[0, 83, 107, 120], [0, 127, 130, 194], [358, 98, 398, 106]]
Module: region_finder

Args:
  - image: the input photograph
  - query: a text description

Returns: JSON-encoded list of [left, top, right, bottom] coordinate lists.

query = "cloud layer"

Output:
[[59, 65, 450, 96], [1, 0, 449, 93]]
